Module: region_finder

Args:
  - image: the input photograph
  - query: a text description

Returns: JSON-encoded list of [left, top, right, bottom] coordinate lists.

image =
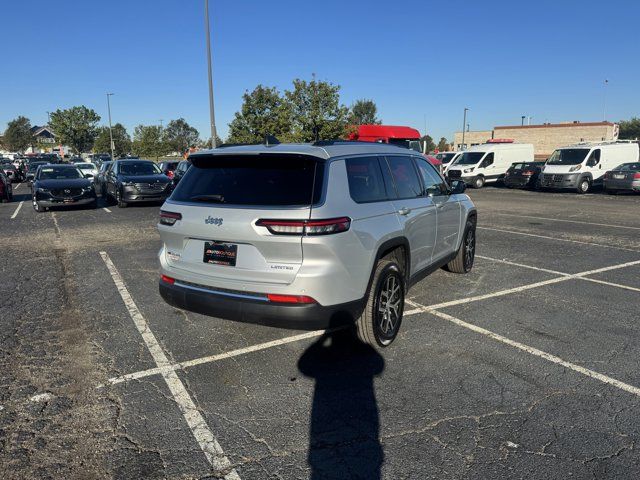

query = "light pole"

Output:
[[521, 115, 526, 126], [205, 0, 218, 148], [603, 79, 608, 121], [46, 111, 51, 125], [106, 93, 115, 160], [461, 108, 469, 150]]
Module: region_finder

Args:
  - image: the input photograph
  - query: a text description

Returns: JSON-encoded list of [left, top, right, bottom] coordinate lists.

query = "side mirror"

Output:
[[84, 173, 94, 179], [451, 180, 466, 194]]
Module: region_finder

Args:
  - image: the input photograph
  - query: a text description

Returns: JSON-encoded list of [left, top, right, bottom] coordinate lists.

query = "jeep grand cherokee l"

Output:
[[157, 142, 477, 348]]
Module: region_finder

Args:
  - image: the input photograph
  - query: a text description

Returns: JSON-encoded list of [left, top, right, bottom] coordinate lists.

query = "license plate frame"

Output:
[[203, 241, 237, 267], [613, 174, 625, 179]]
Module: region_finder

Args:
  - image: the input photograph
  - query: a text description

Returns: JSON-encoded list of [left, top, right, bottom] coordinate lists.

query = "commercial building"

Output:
[[454, 121, 619, 159]]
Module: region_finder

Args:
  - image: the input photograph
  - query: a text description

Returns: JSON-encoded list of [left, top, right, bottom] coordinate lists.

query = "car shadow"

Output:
[[298, 329, 385, 479]]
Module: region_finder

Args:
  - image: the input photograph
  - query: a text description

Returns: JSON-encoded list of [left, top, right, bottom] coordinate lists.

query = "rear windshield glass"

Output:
[[454, 152, 485, 165], [171, 155, 323, 206], [614, 163, 640, 171], [547, 149, 589, 165]]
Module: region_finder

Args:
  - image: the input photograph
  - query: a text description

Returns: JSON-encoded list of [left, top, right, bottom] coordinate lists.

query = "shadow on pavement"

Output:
[[298, 329, 385, 479]]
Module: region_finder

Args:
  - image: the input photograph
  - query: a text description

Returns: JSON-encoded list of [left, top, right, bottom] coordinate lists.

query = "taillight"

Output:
[[267, 294, 316, 304], [256, 217, 351, 236], [159, 210, 182, 226], [160, 274, 175, 284], [522, 170, 534, 176], [634, 173, 640, 179], [167, 170, 174, 178]]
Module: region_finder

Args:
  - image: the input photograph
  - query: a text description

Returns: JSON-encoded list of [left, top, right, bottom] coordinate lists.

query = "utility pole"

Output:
[[106, 93, 115, 160], [205, 0, 218, 147], [603, 79, 608, 121], [46, 111, 51, 125], [461, 108, 469, 151]]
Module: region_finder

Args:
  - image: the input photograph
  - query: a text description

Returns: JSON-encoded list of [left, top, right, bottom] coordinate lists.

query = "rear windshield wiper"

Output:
[[190, 194, 225, 203]]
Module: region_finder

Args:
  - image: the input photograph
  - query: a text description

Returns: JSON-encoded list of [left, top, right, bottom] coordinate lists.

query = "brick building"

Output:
[[454, 121, 619, 159]]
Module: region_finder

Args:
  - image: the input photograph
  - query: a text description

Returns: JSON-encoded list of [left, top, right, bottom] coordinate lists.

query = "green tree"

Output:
[[348, 99, 381, 125], [49, 106, 101, 154], [163, 118, 200, 154], [132, 125, 169, 159], [227, 85, 292, 144], [437, 137, 450, 152], [284, 78, 350, 142], [421, 135, 436, 153], [201, 135, 224, 149], [94, 123, 132, 157], [619, 118, 640, 140], [3, 116, 33, 152]]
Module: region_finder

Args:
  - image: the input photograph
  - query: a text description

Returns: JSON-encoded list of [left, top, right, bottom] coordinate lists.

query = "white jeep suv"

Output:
[[158, 141, 477, 348]]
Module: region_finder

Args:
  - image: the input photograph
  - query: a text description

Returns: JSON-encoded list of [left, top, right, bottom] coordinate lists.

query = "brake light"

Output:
[[634, 173, 640, 179], [267, 294, 316, 304], [159, 210, 182, 226], [522, 170, 534, 176], [167, 170, 174, 178], [256, 217, 351, 236], [160, 274, 175, 284]]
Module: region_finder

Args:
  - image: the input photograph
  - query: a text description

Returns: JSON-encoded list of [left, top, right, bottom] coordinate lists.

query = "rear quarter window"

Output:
[[345, 157, 388, 203]]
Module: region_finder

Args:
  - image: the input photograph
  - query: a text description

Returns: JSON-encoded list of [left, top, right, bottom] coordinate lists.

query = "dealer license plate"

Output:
[[203, 241, 237, 266]]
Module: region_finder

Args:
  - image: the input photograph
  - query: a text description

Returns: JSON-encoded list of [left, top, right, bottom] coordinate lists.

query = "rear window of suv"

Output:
[[171, 155, 324, 206]]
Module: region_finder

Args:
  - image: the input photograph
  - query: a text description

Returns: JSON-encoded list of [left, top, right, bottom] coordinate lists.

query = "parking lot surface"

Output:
[[2, 186, 640, 479]]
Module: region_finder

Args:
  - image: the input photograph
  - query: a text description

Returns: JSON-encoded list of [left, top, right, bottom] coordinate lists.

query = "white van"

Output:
[[446, 143, 534, 188], [539, 141, 640, 193], [434, 152, 462, 174]]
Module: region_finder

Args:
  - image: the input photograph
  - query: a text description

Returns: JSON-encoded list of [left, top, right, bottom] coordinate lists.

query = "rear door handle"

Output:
[[398, 207, 411, 216]]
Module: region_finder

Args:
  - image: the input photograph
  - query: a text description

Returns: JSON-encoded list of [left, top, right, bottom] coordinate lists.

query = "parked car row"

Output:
[[442, 141, 640, 194]]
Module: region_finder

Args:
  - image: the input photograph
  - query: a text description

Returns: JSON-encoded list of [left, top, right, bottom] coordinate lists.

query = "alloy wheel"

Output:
[[374, 274, 403, 345], [464, 228, 475, 271]]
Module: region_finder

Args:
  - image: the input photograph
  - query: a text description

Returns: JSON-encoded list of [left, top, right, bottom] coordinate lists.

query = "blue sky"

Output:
[[1, 0, 639, 142]]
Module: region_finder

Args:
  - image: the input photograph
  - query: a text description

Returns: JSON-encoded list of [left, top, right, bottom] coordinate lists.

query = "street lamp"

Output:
[[521, 115, 526, 126], [461, 108, 469, 150], [603, 79, 608, 121], [106, 93, 115, 160], [205, 0, 218, 148]]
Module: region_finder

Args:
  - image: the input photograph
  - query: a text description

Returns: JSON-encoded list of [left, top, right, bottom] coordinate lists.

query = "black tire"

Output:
[[473, 176, 485, 189], [116, 189, 128, 208], [576, 177, 590, 194], [32, 198, 44, 212], [446, 218, 476, 273], [356, 260, 404, 349]]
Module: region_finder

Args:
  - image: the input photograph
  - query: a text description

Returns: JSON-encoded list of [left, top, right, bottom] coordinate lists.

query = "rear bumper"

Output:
[[504, 176, 535, 188], [603, 179, 640, 191], [159, 279, 364, 330]]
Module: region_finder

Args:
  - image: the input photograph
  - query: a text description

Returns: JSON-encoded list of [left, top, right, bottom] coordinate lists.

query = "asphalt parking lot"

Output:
[[2, 184, 640, 479]]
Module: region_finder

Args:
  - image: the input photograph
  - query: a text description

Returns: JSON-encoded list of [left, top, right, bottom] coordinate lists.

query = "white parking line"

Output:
[[478, 226, 640, 252], [478, 255, 640, 293], [426, 309, 640, 397], [100, 251, 239, 480], [106, 329, 329, 386], [13, 183, 21, 192], [105, 258, 640, 387], [489, 212, 640, 231], [103, 207, 112, 213], [10, 201, 24, 219]]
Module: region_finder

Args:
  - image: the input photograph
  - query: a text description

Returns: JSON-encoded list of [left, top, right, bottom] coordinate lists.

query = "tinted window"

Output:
[[171, 155, 323, 206], [455, 152, 485, 165], [387, 156, 422, 199], [37, 167, 83, 180], [415, 158, 447, 196], [548, 148, 589, 165], [345, 157, 388, 203], [118, 161, 161, 175], [481, 153, 494, 167], [613, 163, 640, 171]]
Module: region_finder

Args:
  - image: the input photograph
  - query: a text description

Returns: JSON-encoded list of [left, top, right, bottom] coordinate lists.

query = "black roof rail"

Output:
[[312, 139, 397, 147]]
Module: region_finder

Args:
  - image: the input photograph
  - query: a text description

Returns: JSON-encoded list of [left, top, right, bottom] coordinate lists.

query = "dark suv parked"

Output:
[[32, 164, 97, 212], [104, 159, 172, 208]]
